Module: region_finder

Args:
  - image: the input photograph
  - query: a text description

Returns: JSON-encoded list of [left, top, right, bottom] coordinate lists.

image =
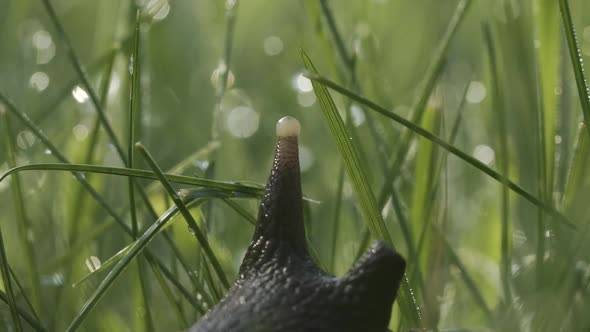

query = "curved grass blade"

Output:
[[64, 193, 211, 331], [301, 49, 422, 327], [0, 95, 215, 315], [136, 142, 230, 290], [0, 291, 46, 332], [304, 73, 575, 229], [559, 0, 590, 140], [73, 188, 255, 289], [0, 163, 264, 195], [146, 141, 221, 194]]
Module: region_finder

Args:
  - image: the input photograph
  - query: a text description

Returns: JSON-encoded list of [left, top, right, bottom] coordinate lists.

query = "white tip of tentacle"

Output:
[[276, 116, 300, 137]]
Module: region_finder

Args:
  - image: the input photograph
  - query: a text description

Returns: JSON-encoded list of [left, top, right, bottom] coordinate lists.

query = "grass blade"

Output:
[[0, 227, 23, 331], [0, 163, 263, 196], [1, 111, 42, 314], [483, 24, 512, 304], [0, 291, 46, 332], [126, 13, 154, 332], [301, 50, 392, 243], [383, 0, 472, 194], [39, 0, 127, 161], [301, 49, 422, 327], [304, 73, 575, 229], [0, 95, 217, 318], [559, 0, 590, 140], [64, 193, 208, 331], [136, 142, 230, 290]]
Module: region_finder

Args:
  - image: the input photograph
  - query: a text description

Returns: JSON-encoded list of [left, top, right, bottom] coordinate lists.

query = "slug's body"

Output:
[[190, 117, 406, 332]]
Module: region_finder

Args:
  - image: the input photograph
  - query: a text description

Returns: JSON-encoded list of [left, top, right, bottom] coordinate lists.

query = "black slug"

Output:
[[189, 116, 406, 332]]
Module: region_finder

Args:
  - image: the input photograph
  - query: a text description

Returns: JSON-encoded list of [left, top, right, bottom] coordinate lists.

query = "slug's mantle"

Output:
[[190, 116, 406, 332]]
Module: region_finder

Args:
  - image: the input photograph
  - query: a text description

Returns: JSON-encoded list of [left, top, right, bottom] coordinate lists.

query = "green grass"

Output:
[[0, 1, 589, 331]]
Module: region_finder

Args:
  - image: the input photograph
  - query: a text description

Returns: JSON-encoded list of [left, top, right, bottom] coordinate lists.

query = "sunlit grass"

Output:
[[0, 1, 589, 331]]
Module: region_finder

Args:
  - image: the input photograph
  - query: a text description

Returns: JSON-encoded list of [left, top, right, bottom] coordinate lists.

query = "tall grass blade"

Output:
[[1, 111, 42, 314], [0, 228, 23, 331], [383, 0, 472, 193], [136, 142, 230, 289], [559, 0, 590, 140], [126, 13, 154, 332], [0, 291, 46, 332], [301, 49, 422, 328], [483, 24, 512, 304], [303, 74, 575, 228], [39, 0, 127, 160]]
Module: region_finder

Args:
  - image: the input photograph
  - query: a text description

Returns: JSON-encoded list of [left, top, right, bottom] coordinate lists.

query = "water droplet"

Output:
[[466, 81, 486, 104], [44, 149, 52, 155], [473, 144, 495, 166], [16, 130, 36, 149], [554, 135, 562, 144], [211, 62, 235, 90], [226, 106, 260, 138], [188, 226, 196, 235], [85, 256, 102, 272], [263, 36, 284, 56], [72, 86, 89, 103], [29, 72, 50, 92], [239, 296, 245, 304]]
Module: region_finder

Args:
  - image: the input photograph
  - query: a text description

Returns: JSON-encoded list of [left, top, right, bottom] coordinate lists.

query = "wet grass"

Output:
[[0, 1, 589, 331]]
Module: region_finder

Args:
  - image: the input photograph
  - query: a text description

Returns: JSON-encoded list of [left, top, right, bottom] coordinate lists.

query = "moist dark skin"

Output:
[[190, 121, 406, 332]]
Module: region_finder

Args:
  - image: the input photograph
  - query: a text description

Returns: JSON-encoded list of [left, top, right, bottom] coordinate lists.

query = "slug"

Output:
[[189, 116, 406, 332]]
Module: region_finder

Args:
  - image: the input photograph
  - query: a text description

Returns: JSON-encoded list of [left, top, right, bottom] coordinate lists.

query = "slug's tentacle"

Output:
[[240, 117, 308, 276]]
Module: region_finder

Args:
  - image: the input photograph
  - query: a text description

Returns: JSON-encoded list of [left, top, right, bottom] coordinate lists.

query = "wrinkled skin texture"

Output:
[[190, 133, 406, 332]]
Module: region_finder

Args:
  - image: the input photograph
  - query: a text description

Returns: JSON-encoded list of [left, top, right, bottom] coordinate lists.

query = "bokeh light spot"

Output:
[[72, 86, 89, 103], [466, 81, 486, 104], [473, 144, 495, 166], [263, 36, 284, 56], [293, 73, 313, 93], [226, 106, 260, 138], [17, 130, 36, 149], [29, 72, 50, 92], [73, 124, 89, 141]]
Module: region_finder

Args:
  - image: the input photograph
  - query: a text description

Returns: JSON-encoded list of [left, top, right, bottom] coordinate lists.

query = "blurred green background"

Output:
[[1, 0, 590, 331]]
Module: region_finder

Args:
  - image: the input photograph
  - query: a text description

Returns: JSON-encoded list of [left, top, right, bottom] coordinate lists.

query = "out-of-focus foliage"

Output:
[[0, 0, 589, 331]]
